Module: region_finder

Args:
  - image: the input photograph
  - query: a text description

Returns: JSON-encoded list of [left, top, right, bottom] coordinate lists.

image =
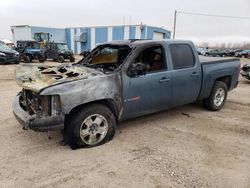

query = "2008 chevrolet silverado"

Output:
[[13, 40, 240, 149]]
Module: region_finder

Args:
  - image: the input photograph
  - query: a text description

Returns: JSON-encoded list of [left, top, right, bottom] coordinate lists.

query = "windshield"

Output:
[[57, 44, 68, 50], [77, 45, 131, 73], [26, 42, 40, 49], [0, 42, 12, 52]]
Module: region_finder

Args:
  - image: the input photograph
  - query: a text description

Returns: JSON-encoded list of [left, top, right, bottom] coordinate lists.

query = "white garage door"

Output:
[[153, 32, 164, 40]]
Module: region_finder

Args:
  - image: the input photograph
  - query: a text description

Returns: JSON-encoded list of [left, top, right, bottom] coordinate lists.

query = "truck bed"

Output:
[[199, 56, 239, 64]]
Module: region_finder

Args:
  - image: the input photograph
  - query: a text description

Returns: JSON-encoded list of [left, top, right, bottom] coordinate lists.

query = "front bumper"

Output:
[[0, 56, 19, 64], [241, 71, 250, 80], [12, 94, 64, 132]]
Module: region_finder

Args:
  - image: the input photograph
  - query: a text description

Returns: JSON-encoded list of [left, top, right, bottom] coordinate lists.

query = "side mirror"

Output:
[[128, 63, 147, 77]]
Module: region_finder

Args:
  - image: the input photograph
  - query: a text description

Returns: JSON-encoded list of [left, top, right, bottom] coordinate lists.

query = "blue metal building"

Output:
[[11, 24, 171, 54]]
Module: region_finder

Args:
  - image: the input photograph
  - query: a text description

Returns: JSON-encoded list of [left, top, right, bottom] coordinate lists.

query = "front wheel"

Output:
[[203, 81, 228, 111], [70, 56, 75, 62], [38, 55, 46, 62], [23, 55, 31, 63], [58, 55, 64, 63], [65, 104, 116, 149]]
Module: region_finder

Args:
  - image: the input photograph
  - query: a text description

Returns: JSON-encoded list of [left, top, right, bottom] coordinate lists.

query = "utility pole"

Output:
[[173, 10, 177, 39]]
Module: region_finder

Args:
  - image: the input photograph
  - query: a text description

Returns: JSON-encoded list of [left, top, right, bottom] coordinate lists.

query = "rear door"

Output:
[[168, 43, 202, 107]]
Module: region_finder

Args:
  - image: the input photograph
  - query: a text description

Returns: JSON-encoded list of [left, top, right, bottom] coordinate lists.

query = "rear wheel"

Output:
[[65, 104, 116, 149], [203, 81, 228, 111], [58, 55, 64, 63]]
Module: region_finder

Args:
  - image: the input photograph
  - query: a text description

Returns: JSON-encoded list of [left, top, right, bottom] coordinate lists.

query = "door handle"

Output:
[[159, 77, 170, 83], [191, 72, 199, 77]]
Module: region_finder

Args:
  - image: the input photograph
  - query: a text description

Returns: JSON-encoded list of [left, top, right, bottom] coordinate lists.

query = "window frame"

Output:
[[169, 43, 196, 70], [132, 44, 168, 75]]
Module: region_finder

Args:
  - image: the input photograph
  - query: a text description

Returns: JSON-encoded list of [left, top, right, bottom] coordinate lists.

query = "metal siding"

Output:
[[65, 29, 71, 50], [146, 26, 171, 39], [95, 27, 108, 45], [129, 26, 136, 39], [135, 26, 141, 39], [70, 29, 74, 52], [141, 25, 146, 39], [108, 27, 113, 41], [30, 26, 66, 43], [77, 28, 81, 54], [112, 26, 124, 40], [74, 29, 77, 54], [91, 27, 96, 49], [87, 28, 91, 50], [11, 26, 32, 45], [124, 26, 130, 40], [80, 28, 88, 51]]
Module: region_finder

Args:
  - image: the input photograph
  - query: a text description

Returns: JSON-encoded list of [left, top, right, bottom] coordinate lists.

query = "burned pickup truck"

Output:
[[13, 40, 240, 149]]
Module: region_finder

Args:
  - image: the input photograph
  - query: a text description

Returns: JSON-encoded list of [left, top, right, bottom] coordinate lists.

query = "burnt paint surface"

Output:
[[14, 40, 241, 128]]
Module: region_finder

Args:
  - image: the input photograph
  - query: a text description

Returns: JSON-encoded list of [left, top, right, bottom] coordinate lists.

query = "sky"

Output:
[[0, 0, 250, 45]]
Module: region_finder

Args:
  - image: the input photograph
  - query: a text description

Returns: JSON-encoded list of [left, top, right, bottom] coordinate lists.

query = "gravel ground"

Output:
[[0, 58, 249, 188]]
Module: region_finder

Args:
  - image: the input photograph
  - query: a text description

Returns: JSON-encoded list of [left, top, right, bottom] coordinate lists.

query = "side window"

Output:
[[134, 46, 167, 73], [169, 44, 195, 70]]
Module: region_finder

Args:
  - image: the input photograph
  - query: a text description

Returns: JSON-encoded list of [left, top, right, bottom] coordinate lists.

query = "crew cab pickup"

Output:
[[13, 40, 240, 149]]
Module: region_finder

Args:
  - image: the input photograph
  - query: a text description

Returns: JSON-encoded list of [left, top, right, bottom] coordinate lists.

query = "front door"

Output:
[[122, 45, 172, 119], [46, 43, 58, 59]]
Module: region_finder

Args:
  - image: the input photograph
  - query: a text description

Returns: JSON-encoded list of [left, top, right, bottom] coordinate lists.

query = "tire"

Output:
[[205, 53, 209, 56], [65, 104, 116, 149], [23, 55, 31, 63], [38, 55, 46, 63], [57, 55, 64, 63], [70, 56, 75, 62], [203, 81, 228, 111]]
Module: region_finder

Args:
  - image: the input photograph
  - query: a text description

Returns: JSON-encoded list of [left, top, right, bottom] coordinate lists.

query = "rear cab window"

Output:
[[169, 44, 195, 70]]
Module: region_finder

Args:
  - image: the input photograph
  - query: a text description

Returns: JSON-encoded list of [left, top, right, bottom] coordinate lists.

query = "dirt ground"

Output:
[[0, 58, 250, 188]]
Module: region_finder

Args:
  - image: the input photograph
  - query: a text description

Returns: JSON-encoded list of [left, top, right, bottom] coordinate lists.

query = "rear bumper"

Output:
[[12, 94, 64, 132]]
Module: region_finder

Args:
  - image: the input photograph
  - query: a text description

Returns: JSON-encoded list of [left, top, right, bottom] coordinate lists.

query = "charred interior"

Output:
[[77, 45, 131, 73]]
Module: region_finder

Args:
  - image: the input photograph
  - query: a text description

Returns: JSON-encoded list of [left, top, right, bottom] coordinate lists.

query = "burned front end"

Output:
[[13, 89, 64, 131]]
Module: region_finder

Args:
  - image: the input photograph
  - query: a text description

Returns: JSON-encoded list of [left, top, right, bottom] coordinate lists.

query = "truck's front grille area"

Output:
[[19, 90, 53, 116]]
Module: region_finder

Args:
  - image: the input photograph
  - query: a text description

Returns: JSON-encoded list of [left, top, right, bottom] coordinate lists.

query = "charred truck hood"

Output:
[[15, 64, 103, 93]]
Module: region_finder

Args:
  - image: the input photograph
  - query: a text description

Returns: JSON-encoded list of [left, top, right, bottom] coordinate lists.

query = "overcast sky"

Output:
[[1, 0, 250, 44]]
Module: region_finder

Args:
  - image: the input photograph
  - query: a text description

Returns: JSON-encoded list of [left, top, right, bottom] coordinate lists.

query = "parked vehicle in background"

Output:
[[0, 39, 15, 49], [80, 49, 91, 58], [228, 49, 242, 57], [15, 40, 45, 63], [0, 41, 19, 64], [44, 42, 75, 63], [204, 49, 228, 57], [236, 50, 250, 58], [241, 63, 250, 80], [13, 40, 240, 149], [196, 48, 203, 55]]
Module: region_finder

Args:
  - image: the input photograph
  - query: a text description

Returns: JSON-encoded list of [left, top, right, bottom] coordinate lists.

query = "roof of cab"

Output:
[[102, 39, 193, 48]]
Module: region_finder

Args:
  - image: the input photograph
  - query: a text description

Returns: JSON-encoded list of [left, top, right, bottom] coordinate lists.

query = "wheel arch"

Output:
[[215, 75, 231, 90], [65, 99, 119, 124]]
